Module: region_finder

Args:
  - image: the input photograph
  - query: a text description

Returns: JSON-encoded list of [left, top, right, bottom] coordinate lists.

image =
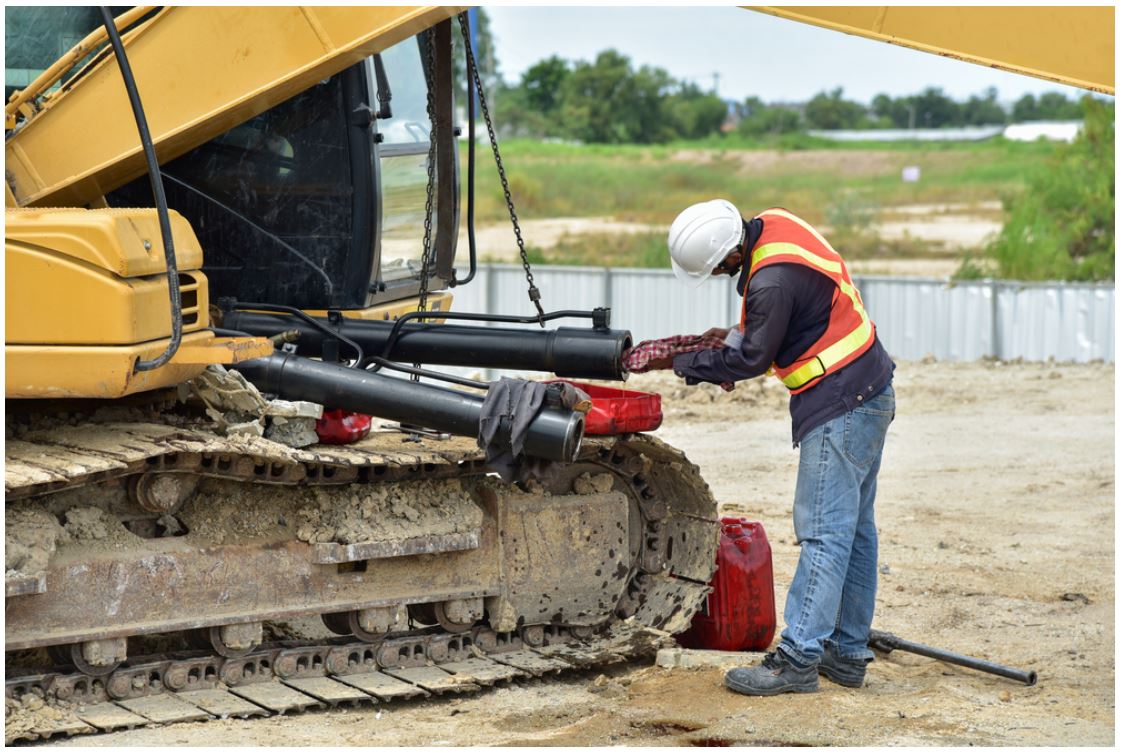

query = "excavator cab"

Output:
[[107, 34, 459, 310]]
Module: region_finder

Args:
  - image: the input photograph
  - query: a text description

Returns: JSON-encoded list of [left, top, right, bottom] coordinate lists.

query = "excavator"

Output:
[[4, 5, 1113, 741]]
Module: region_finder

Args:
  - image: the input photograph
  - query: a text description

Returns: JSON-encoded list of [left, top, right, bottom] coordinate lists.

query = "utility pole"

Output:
[[712, 71, 720, 96]]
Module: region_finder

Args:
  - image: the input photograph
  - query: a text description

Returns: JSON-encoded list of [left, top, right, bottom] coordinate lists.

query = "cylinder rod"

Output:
[[235, 352, 583, 463], [224, 311, 632, 380]]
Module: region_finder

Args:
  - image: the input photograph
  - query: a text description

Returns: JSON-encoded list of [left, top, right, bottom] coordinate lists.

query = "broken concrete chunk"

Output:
[[187, 365, 269, 429], [227, 420, 265, 438], [264, 416, 319, 448], [655, 647, 762, 670], [264, 400, 323, 420]]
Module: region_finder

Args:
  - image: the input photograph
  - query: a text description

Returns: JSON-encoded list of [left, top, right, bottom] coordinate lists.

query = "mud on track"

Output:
[[50, 360, 1114, 746]]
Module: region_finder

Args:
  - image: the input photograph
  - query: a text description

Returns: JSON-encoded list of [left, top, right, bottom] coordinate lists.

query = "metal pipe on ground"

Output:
[[236, 352, 584, 462], [223, 311, 632, 380], [869, 629, 1038, 686]]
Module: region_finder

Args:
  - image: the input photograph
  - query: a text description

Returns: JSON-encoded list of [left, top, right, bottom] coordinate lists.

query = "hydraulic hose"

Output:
[[451, 11, 478, 287], [98, 6, 182, 372]]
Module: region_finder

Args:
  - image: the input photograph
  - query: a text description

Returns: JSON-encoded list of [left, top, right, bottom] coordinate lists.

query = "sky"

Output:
[[486, 6, 1099, 105]]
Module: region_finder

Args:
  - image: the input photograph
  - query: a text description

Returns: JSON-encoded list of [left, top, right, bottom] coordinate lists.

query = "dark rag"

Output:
[[477, 377, 548, 483], [623, 335, 734, 391]]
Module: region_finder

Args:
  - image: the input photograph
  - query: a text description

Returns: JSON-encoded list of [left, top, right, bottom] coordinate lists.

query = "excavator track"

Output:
[[5, 621, 671, 743], [5, 414, 719, 743]]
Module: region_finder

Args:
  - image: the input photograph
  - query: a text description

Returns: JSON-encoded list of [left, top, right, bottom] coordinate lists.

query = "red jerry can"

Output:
[[315, 409, 373, 444], [676, 517, 776, 652]]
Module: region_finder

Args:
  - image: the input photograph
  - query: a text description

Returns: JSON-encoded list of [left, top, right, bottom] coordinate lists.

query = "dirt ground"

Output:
[[55, 359, 1114, 747]]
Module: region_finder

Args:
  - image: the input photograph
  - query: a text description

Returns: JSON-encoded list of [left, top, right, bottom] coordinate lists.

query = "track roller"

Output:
[[322, 605, 404, 642], [48, 638, 127, 676], [204, 621, 263, 658]]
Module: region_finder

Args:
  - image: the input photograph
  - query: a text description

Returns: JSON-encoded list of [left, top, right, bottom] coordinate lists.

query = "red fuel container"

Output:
[[676, 517, 776, 652], [545, 381, 662, 435]]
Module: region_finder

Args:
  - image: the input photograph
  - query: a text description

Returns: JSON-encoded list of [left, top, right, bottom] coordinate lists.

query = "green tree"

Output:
[[521, 55, 569, 115], [803, 87, 867, 129], [559, 50, 675, 143], [962, 87, 1006, 126], [980, 97, 1114, 281], [871, 93, 908, 128], [1036, 91, 1083, 119], [666, 82, 727, 139], [737, 96, 801, 136], [1010, 92, 1082, 122], [910, 87, 961, 127], [1011, 93, 1038, 122], [495, 55, 570, 138]]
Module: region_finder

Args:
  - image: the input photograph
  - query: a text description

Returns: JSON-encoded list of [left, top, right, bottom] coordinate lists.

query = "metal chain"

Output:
[[458, 13, 545, 323], [413, 28, 440, 380]]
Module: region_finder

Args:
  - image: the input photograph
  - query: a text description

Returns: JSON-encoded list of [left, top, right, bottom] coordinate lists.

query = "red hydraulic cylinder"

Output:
[[676, 517, 776, 652]]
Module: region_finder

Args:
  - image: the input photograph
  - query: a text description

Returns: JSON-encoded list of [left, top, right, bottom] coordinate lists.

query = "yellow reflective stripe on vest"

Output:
[[758, 208, 841, 256], [780, 316, 873, 390], [750, 241, 843, 277], [748, 242, 873, 390]]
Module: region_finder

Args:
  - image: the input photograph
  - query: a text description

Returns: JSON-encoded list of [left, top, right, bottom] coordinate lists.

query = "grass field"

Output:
[[465, 136, 1059, 268]]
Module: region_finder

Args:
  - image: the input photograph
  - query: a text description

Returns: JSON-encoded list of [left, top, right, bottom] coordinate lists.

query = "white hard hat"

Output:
[[667, 199, 745, 287]]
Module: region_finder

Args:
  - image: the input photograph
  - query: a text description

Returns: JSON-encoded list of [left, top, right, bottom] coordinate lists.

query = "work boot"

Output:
[[724, 650, 819, 696], [818, 642, 869, 688]]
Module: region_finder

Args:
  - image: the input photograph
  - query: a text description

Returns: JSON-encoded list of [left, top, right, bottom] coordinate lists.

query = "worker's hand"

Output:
[[646, 354, 676, 370], [702, 326, 730, 341]]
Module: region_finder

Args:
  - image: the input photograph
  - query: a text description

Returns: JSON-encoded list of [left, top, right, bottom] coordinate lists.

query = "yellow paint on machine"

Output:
[[5, 6, 464, 208], [6, 206, 268, 398], [6, 208, 207, 344], [6, 206, 454, 398], [304, 293, 453, 323], [752, 6, 1114, 95], [6, 332, 274, 399]]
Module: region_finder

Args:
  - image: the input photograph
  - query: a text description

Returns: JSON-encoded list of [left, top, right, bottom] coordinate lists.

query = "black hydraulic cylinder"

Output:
[[235, 352, 584, 463], [223, 311, 632, 380], [869, 629, 1038, 686]]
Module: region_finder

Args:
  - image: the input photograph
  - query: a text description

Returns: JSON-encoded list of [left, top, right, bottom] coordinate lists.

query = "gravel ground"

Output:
[[51, 359, 1114, 747]]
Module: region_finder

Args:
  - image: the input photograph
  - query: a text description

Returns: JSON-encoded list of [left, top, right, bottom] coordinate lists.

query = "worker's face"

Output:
[[712, 247, 744, 277]]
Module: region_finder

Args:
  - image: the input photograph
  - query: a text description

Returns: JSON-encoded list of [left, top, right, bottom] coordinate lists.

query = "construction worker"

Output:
[[659, 200, 895, 695]]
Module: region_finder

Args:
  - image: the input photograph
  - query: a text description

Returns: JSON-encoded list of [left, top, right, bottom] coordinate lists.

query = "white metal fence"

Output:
[[449, 265, 1115, 364]]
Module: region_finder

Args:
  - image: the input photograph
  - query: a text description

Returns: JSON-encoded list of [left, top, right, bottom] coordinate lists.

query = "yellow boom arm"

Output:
[[5, 6, 462, 208], [752, 6, 1114, 95]]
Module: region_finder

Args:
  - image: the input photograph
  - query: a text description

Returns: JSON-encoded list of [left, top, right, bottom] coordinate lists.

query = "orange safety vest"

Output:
[[738, 208, 876, 394]]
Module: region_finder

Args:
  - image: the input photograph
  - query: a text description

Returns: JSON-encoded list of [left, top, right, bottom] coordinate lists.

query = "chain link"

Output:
[[458, 14, 545, 323], [413, 28, 440, 380]]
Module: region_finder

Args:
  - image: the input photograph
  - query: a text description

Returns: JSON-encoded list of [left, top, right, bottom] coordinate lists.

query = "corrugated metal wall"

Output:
[[450, 265, 1114, 363]]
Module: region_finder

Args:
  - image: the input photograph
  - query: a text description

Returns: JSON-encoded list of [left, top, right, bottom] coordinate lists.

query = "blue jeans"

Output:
[[778, 383, 895, 667]]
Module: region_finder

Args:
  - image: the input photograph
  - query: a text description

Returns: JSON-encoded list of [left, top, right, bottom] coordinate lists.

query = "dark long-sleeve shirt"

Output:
[[673, 247, 895, 444]]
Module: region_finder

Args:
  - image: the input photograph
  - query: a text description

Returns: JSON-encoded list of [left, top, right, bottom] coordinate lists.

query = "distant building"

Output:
[[1002, 120, 1082, 143], [807, 120, 1083, 143]]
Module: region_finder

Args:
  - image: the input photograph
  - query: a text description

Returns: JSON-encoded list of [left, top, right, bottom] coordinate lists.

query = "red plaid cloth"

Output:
[[623, 335, 735, 391]]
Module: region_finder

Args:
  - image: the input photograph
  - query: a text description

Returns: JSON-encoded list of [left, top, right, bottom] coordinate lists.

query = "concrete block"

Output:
[[265, 400, 323, 419], [265, 416, 319, 448], [655, 647, 763, 670]]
